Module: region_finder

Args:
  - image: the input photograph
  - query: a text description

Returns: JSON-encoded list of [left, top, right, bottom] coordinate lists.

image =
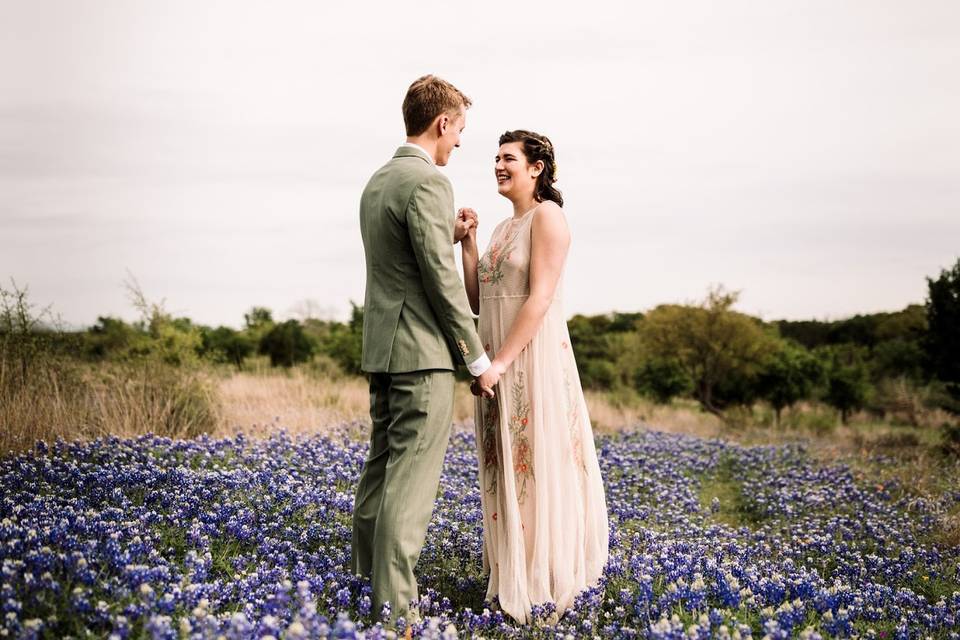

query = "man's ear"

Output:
[[438, 113, 449, 135]]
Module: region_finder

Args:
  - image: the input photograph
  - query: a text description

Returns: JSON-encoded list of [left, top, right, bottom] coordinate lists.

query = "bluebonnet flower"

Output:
[[0, 426, 957, 638]]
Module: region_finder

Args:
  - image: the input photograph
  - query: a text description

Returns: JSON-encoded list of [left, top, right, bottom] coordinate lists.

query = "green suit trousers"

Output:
[[350, 369, 455, 619]]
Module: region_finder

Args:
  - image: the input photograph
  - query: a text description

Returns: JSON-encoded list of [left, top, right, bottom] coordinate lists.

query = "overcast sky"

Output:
[[1, 0, 958, 329]]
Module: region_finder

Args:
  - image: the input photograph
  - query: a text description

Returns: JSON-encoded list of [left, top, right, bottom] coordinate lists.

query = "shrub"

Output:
[[259, 320, 315, 368], [756, 340, 823, 427], [200, 326, 254, 369], [633, 358, 691, 404], [925, 257, 960, 413], [579, 360, 617, 390]]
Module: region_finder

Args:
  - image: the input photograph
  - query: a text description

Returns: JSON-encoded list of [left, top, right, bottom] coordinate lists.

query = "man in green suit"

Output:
[[352, 75, 501, 623]]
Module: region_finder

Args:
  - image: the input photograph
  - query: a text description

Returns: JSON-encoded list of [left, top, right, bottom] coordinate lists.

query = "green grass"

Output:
[[208, 536, 258, 580], [153, 521, 189, 565], [908, 558, 960, 604], [696, 457, 770, 530]]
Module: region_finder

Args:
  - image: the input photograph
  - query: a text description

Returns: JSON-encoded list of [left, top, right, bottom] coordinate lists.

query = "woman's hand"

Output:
[[473, 358, 505, 397], [454, 207, 478, 244]]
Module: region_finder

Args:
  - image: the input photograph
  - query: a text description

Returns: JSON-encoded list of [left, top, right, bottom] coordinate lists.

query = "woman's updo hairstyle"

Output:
[[498, 130, 563, 207]]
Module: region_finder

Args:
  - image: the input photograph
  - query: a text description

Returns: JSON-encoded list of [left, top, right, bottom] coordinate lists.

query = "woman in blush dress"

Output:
[[458, 130, 609, 624]]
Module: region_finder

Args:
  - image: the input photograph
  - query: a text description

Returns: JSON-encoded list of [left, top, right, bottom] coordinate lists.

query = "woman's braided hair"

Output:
[[498, 130, 563, 207]]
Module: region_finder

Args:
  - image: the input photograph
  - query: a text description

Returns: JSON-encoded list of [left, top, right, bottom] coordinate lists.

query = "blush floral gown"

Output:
[[474, 207, 609, 624]]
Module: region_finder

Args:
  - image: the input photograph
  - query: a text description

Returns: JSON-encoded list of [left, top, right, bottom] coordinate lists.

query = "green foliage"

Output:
[[579, 359, 617, 390], [925, 257, 960, 413], [756, 340, 824, 426], [874, 304, 927, 342], [244, 306, 274, 330], [86, 316, 151, 359], [697, 456, 771, 530], [776, 305, 926, 352], [638, 286, 777, 417], [568, 313, 634, 390], [326, 303, 364, 375], [5, 264, 950, 430], [633, 357, 692, 404], [818, 345, 872, 424], [567, 314, 607, 356], [150, 316, 203, 366], [300, 303, 363, 376], [825, 314, 882, 348], [200, 326, 254, 370], [258, 320, 315, 368], [122, 275, 203, 366], [606, 311, 644, 332], [871, 338, 926, 382], [773, 319, 831, 350], [243, 306, 276, 346]]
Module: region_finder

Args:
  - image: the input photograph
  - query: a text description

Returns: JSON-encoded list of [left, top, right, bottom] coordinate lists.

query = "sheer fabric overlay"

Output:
[[474, 208, 609, 624]]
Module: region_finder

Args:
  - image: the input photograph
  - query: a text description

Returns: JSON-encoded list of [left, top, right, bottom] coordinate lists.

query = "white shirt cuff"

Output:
[[466, 353, 491, 377]]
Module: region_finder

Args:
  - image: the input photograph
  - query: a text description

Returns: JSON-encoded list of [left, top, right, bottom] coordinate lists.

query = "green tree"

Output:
[[633, 357, 691, 404], [259, 319, 314, 367], [244, 306, 274, 329], [756, 340, 823, 427], [86, 316, 152, 360], [638, 286, 776, 417], [819, 345, 871, 424], [200, 326, 254, 370], [871, 338, 925, 382], [925, 258, 960, 412], [568, 312, 640, 390], [243, 306, 276, 349], [323, 303, 364, 375], [607, 311, 644, 333], [874, 304, 927, 342], [124, 275, 202, 366]]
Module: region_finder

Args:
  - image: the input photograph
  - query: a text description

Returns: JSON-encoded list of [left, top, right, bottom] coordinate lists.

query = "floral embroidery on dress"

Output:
[[478, 237, 514, 285], [564, 364, 587, 475], [481, 397, 499, 496], [508, 371, 534, 503], [478, 220, 522, 286]]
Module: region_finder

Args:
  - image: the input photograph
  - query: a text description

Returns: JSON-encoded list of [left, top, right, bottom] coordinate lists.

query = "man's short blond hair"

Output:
[[402, 75, 472, 137]]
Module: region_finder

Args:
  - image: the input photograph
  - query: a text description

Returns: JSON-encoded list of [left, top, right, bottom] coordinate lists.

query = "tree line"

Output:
[[3, 259, 959, 431], [568, 260, 959, 427]]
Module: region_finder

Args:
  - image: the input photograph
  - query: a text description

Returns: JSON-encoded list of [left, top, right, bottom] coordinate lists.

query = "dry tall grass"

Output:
[[0, 358, 219, 456], [213, 371, 724, 439], [215, 371, 479, 439], [583, 390, 723, 438]]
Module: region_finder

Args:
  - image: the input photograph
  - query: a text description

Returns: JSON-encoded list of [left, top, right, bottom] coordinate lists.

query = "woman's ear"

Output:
[[532, 159, 545, 177]]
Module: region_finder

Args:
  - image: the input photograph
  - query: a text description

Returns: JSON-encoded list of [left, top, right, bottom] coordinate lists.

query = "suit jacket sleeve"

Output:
[[406, 172, 486, 367]]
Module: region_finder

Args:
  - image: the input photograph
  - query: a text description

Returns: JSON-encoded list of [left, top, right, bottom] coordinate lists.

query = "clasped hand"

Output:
[[471, 360, 505, 398], [454, 207, 479, 243]]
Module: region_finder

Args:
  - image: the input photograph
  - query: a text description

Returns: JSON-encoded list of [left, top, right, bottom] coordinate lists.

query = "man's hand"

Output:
[[470, 380, 496, 399], [454, 208, 478, 243]]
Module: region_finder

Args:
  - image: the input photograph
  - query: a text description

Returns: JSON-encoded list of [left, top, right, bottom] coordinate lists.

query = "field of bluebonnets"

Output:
[[3, 421, 960, 640]]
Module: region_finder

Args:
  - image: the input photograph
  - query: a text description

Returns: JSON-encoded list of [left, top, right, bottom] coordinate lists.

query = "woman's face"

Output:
[[495, 142, 542, 200]]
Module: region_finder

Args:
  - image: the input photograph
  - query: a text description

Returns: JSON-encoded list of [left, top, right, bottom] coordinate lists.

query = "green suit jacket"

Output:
[[359, 145, 485, 373]]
